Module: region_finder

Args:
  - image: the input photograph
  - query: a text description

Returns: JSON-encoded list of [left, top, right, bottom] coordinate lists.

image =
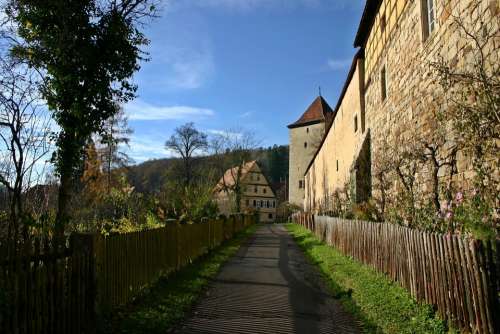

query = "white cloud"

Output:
[[239, 111, 253, 118], [207, 129, 243, 140], [326, 58, 352, 71], [166, 44, 215, 89], [139, 32, 215, 91], [125, 99, 215, 121], [127, 135, 171, 163]]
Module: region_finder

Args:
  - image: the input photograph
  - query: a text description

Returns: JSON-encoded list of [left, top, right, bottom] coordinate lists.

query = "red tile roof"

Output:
[[287, 96, 334, 129]]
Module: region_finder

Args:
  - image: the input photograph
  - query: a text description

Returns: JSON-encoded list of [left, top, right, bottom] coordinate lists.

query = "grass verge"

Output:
[[98, 224, 259, 334], [286, 223, 455, 334]]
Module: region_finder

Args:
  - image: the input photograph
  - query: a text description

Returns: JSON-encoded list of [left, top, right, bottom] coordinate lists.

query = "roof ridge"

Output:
[[287, 95, 333, 129]]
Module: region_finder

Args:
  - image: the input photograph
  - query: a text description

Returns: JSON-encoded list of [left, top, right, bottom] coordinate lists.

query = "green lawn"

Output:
[[98, 224, 258, 334], [285, 223, 456, 334]]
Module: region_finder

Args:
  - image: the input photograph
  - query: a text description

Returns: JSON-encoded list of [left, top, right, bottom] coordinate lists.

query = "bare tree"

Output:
[[165, 122, 208, 187], [211, 129, 259, 212], [99, 106, 133, 193], [0, 59, 51, 242]]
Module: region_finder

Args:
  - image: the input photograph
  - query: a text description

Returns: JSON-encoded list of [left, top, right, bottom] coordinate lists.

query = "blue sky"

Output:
[[125, 0, 365, 163]]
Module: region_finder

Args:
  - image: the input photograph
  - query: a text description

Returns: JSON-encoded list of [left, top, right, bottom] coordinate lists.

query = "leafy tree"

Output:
[[165, 122, 208, 187], [7, 0, 159, 234]]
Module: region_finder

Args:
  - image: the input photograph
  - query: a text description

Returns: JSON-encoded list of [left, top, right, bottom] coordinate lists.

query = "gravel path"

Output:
[[175, 224, 361, 334]]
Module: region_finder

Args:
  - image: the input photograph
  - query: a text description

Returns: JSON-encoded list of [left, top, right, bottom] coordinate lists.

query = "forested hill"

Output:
[[126, 145, 289, 194]]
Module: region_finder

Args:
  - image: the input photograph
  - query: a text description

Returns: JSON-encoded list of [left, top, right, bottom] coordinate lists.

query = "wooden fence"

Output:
[[95, 214, 254, 311], [291, 213, 500, 334], [0, 214, 256, 333], [0, 236, 94, 334]]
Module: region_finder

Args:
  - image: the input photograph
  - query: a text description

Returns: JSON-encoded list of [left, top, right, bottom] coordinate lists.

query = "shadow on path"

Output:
[[175, 224, 360, 334]]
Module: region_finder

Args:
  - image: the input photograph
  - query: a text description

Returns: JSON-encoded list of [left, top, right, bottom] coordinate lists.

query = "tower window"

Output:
[[336, 160, 339, 171], [380, 14, 386, 33], [354, 115, 358, 133], [381, 66, 387, 102], [304, 142, 308, 148]]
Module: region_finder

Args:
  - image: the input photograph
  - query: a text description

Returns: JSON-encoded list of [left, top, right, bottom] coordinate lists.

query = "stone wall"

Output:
[[365, 0, 498, 196], [304, 58, 365, 212], [303, 0, 498, 212]]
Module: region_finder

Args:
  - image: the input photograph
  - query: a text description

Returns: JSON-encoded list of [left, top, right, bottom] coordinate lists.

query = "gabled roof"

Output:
[[287, 96, 334, 129], [354, 0, 383, 48], [215, 160, 257, 191], [214, 160, 277, 197]]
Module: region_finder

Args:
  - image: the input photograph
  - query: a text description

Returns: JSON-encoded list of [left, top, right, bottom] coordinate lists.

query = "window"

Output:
[[306, 128, 309, 133], [268, 213, 273, 219], [381, 66, 387, 102], [354, 115, 358, 133], [304, 142, 308, 148], [263, 188, 267, 194], [254, 186, 258, 193], [257, 175, 260, 181], [299, 180, 303, 189], [260, 200, 263, 207], [336, 160, 339, 171], [380, 14, 386, 33], [266, 200, 270, 208], [421, 0, 436, 41], [272, 201, 276, 208], [245, 199, 249, 206], [253, 200, 256, 207]]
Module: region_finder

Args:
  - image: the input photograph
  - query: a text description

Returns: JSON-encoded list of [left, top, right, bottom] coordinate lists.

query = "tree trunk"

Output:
[[55, 160, 73, 240], [431, 163, 440, 214]]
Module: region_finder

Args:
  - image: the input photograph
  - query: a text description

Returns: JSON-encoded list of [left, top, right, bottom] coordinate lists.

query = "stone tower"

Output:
[[288, 96, 333, 208]]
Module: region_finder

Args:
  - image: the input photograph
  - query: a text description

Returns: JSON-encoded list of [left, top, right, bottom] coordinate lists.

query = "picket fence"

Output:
[[292, 213, 500, 334], [0, 214, 256, 334]]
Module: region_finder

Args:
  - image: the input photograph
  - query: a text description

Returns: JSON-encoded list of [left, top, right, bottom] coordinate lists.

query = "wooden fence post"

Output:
[[70, 233, 102, 333]]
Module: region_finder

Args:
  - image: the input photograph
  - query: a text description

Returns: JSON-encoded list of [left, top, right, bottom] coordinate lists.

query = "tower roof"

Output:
[[287, 96, 334, 129]]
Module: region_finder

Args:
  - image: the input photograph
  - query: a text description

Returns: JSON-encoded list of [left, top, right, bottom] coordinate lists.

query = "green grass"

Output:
[[98, 224, 259, 334], [285, 223, 456, 334]]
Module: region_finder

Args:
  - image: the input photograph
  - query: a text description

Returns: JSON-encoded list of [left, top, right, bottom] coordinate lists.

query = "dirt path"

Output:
[[175, 224, 361, 334]]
